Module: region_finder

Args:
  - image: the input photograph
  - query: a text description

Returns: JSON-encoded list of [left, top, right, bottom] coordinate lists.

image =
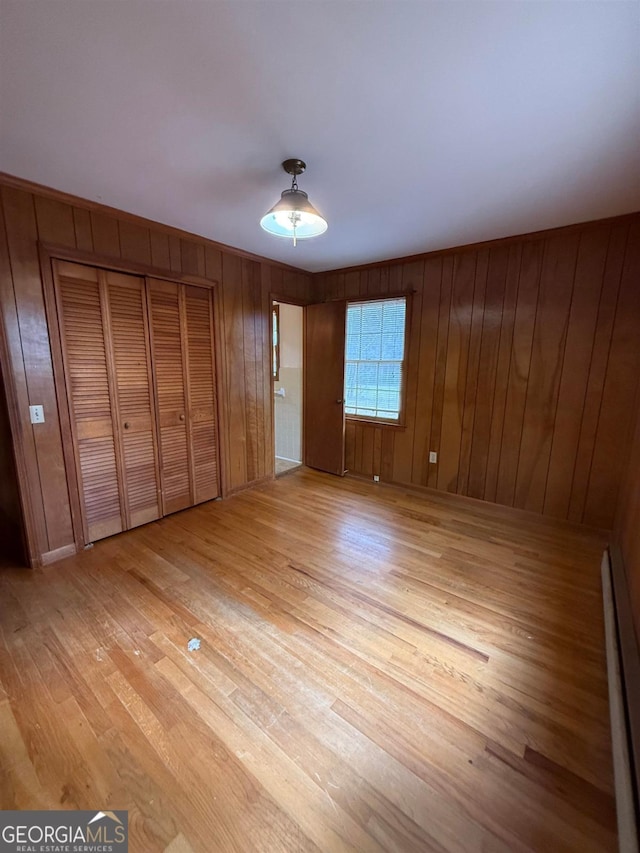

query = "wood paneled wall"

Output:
[[2, 168, 639, 566], [314, 216, 640, 529], [0, 175, 312, 566], [615, 390, 640, 646]]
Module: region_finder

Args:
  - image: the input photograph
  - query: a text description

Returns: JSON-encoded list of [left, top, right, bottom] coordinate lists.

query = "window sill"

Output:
[[346, 416, 406, 430]]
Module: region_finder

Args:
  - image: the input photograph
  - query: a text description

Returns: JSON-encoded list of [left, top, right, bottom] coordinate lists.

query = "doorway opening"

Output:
[[272, 301, 303, 476]]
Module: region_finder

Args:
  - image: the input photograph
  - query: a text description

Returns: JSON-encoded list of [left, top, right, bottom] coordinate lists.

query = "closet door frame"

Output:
[[39, 243, 225, 551]]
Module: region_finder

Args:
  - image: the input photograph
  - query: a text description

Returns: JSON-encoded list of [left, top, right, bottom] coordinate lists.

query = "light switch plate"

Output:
[[429, 451, 437, 464], [29, 404, 45, 424]]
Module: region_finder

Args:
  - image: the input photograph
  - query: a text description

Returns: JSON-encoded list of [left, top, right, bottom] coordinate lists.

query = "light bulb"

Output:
[[273, 210, 302, 231]]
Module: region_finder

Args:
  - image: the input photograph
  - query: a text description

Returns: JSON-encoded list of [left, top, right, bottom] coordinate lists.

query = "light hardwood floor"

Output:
[[0, 469, 616, 852]]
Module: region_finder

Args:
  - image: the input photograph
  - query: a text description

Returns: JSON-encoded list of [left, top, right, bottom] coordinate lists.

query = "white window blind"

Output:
[[345, 297, 407, 421]]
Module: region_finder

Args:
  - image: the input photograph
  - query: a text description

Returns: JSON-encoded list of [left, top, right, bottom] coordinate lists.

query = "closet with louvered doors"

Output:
[[146, 279, 220, 514], [53, 260, 161, 543], [52, 261, 221, 546]]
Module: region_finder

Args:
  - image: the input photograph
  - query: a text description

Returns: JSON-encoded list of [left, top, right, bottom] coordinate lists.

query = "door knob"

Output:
[[179, 413, 185, 421], [124, 422, 130, 429], [336, 399, 344, 404]]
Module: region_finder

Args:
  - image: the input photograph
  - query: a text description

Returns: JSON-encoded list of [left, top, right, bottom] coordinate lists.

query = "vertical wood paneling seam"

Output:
[[249, 263, 260, 481], [257, 266, 264, 478], [408, 264, 426, 480], [222, 270, 232, 468], [19, 193, 53, 548], [582, 225, 631, 523], [456, 252, 479, 492], [567, 227, 614, 516], [430, 256, 453, 462], [426, 260, 444, 468], [541, 233, 582, 513], [251, 264, 262, 480], [240, 263, 249, 478], [220, 257, 238, 488], [495, 244, 525, 498], [464, 251, 492, 493], [479, 248, 511, 497], [113, 221, 124, 258], [72, 212, 86, 252], [259, 267, 268, 478], [211, 282, 230, 496], [512, 239, 546, 506]]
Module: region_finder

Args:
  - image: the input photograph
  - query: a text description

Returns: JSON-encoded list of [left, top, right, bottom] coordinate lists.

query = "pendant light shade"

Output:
[[260, 159, 327, 246]]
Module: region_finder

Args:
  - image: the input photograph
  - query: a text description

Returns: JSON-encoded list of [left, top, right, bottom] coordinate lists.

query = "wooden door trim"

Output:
[[270, 293, 311, 307], [39, 242, 218, 289], [40, 253, 89, 549], [271, 296, 306, 471]]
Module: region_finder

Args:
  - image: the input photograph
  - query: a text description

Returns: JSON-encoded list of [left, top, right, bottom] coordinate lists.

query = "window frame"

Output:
[[344, 293, 411, 429]]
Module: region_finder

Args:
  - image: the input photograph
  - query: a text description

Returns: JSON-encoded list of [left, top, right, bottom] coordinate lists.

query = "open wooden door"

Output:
[[304, 301, 346, 475]]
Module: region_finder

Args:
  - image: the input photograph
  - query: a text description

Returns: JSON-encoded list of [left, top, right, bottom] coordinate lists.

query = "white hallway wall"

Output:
[[274, 302, 303, 462]]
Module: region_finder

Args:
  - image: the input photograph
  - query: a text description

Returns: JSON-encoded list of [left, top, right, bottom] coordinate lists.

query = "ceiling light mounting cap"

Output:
[[282, 158, 306, 177]]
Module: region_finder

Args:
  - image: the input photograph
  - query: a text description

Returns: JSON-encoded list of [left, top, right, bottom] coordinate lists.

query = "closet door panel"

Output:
[[185, 285, 220, 503], [106, 271, 161, 528], [147, 279, 192, 514], [54, 261, 123, 542]]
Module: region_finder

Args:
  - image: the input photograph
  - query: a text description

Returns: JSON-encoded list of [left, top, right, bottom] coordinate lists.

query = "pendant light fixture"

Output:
[[260, 159, 327, 247]]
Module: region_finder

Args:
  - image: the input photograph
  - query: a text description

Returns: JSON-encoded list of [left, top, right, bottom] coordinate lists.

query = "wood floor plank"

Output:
[[0, 469, 615, 852]]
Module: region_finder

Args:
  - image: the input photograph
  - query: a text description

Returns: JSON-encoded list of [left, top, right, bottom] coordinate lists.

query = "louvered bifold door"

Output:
[[104, 271, 162, 529], [184, 285, 220, 503], [147, 279, 193, 514], [54, 260, 125, 542]]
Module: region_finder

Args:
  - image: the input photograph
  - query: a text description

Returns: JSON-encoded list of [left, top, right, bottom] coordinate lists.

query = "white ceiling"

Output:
[[1, 1, 639, 273]]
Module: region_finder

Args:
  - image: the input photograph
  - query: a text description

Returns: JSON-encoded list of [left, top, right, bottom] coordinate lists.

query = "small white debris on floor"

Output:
[[187, 637, 201, 652]]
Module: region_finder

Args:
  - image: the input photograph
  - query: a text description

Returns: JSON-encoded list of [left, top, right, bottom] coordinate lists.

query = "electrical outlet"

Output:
[[29, 404, 45, 424], [429, 451, 437, 464], [373, 475, 380, 482]]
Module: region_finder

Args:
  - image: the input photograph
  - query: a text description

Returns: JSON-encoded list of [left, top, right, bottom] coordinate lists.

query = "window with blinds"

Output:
[[345, 296, 407, 422]]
